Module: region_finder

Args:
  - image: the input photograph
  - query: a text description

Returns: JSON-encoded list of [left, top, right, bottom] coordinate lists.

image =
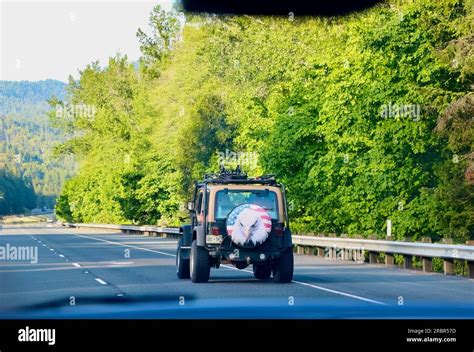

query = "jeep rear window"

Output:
[[215, 190, 278, 220]]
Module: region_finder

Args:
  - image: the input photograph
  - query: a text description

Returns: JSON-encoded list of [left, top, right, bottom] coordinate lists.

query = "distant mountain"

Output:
[[0, 79, 76, 214], [0, 80, 67, 119], [0, 79, 66, 101]]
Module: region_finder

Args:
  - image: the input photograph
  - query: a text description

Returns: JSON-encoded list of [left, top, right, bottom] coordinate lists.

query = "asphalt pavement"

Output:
[[1, 224, 473, 318]]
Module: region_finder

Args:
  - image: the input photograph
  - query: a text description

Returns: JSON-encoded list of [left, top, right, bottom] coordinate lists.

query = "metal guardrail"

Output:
[[68, 223, 180, 236], [292, 236, 474, 261], [63, 222, 474, 278], [293, 236, 474, 278]]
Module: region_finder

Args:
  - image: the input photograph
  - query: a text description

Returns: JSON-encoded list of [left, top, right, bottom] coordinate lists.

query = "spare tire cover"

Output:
[[226, 203, 272, 247]]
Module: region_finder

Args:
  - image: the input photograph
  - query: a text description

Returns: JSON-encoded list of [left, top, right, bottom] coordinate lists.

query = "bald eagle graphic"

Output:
[[227, 204, 272, 246]]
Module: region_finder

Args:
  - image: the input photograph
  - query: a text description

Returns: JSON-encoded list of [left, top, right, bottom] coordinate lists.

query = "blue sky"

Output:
[[0, 0, 175, 81]]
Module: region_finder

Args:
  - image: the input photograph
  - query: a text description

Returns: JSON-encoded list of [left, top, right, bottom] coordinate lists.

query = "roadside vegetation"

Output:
[[53, 0, 473, 243], [0, 80, 74, 213], [1, 215, 52, 225]]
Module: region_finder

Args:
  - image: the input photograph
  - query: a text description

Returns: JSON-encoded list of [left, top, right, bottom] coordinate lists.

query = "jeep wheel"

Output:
[[190, 240, 210, 283], [176, 239, 190, 279], [253, 263, 272, 280], [273, 247, 294, 283]]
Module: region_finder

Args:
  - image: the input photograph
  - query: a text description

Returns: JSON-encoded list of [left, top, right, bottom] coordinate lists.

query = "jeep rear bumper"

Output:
[[209, 248, 283, 263]]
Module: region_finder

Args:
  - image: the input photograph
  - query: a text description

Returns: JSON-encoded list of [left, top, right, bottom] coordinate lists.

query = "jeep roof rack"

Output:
[[201, 166, 279, 186]]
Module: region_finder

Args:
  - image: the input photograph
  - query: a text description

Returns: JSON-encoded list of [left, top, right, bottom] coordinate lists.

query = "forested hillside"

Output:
[[54, 0, 473, 242], [0, 80, 76, 214]]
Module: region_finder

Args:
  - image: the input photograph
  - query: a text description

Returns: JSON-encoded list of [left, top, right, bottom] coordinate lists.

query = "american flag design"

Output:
[[226, 203, 272, 245]]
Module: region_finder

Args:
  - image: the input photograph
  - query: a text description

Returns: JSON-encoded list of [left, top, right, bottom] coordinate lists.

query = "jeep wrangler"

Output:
[[176, 167, 294, 283]]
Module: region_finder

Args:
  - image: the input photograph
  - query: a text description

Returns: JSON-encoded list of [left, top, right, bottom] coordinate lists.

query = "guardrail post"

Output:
[[404, 256, 413, 270], [317, 247, 325, 257], [467, 241, 474, 279], [468, 262, 474, 279], [329, 246, 336, 260], [297, 245, 305, 255], [422, 257, 433, 272], [344, 248, 352, 261], [442, 238, 455, 275], [444, 259, 455, 275], [326, 247, 332, 259], [418, 238, 433, 272], [385, 253, 395, 266], [336, 247, 343, 260], [369, 251, 378, 264]]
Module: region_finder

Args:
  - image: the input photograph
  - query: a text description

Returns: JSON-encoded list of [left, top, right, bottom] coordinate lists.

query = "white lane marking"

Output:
[[120, 241, 177, 245], [65, 232, 175, 258], [110, 261, 134, 265], [72, 263, 81, 268], [220, 265, 386, 306], [291, 280, 386, 305], [95, 278, 107, 285], [59, 254, 65, 258], [49, 248, 55, 252], [62, 229, 386, 306]]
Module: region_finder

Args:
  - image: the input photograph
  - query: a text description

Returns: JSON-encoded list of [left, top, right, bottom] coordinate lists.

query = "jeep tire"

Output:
[[273, 247, 294, 283], [190, 240, 210, 283], [176, 239, 190, 279]]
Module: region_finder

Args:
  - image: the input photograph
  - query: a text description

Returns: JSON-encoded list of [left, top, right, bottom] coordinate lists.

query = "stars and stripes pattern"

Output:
[[226, 203, 272, 236]]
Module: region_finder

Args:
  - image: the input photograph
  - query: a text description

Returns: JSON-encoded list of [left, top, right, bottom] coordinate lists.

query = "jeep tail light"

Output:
[[211, 226, 220, 236], [275, 225, 284, 236]]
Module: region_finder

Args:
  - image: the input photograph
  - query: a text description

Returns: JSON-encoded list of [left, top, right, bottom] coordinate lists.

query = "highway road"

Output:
[[1, 224, 474, 318]]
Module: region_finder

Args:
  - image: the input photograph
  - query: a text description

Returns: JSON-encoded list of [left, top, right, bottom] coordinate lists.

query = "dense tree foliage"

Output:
[[55, 0, 473, 242], [0, 80, 75, 214], [0, 169, 36, 214]]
